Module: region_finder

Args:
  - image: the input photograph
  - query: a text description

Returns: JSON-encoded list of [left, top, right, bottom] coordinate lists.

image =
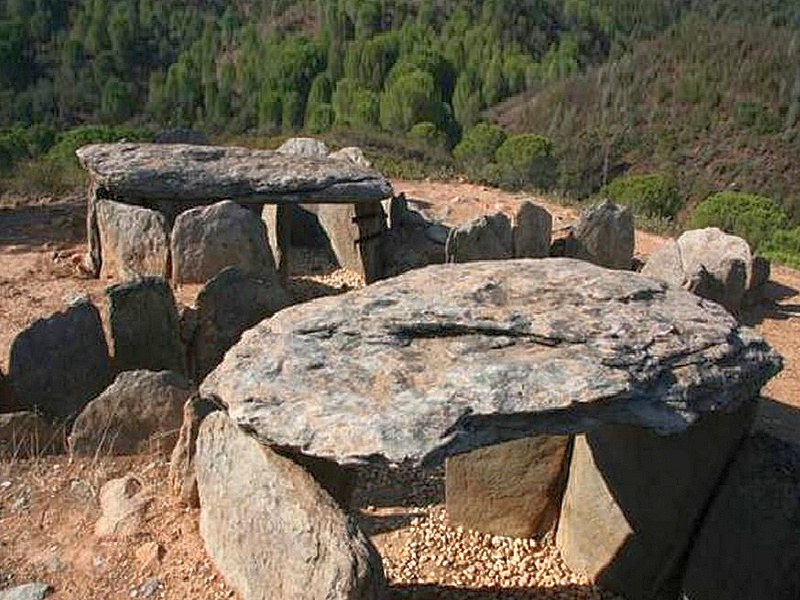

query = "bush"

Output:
[[688, 191, 790, 251], [760, 227, 800, 269], [45, 125, 153, 165], [452, 122, 507, 175], [599, 172, 682, 218], [493, 133, 557, 190]]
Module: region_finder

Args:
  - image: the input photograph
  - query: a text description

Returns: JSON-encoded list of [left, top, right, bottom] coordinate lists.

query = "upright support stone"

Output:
[[445, 435, 570, 538], [556, 399, 757, 600], [261, 204, 291, 278], [85, 181, 103, 276]]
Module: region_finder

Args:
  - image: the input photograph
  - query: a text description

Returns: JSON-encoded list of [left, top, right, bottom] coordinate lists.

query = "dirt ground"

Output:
[[1, 180, 798, 599]]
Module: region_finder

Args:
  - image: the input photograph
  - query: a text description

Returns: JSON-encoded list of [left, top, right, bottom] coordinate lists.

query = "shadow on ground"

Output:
[[387, 583, 611, 599], [740, 280, 799, 326], [754, 396, 800, 444]]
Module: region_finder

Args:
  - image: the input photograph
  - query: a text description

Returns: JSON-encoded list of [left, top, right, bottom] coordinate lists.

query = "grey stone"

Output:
[[0, 583, 52, 600], [76, 143, 391, 204], [643, 228, 753, 312], [682, 432, 800, 600], [277, 137, 330, 158], [171, 200, 278, 284], [445, 212, 513, 263], [69, 370, 194, 457], [168, 396, 224, 508], [424, 223, 450, 245], [445, 435, 570, 538], [566, 200, 634, 269], [107, 277, 186, 375], [513, 202, 553, 258], [0, 412, 61, 459], [8, 298, 111, 421], [200, 258, 781, 467], [95, 474, 152, 538], [196, 412, 385, 600], [193, 267, 292, 379], [556, 399, 756, 600], [329, 146, 371, 167], [96, 200, 169, 280]]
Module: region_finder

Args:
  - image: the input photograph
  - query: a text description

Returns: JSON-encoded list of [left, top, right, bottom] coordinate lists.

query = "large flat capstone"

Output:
[[76, 143, 392, 204], [200, 258, 780, 466]]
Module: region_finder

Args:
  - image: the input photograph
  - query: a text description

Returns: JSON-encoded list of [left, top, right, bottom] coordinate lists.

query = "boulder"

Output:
[[276, 137, 329, 158], [329, 146, 371, 167], [643, 228, 753, 312], [445, 212, 513, 263], [566, 200, 634, 269], [8, 298, 111, 420], [168, 396, 224, 508], [200, 259, 780, 468], [513, 201, 552, 258], [171, 200, 278, 284], [681, 433, 800, 600], [95, 474, 152, 538], [556, 398, 756, 600], [0, 412, 61, 459], [106, 277, 186, 375], [194, 267, 293, 379], [445, 435, 570, 538], [0, 583, 52, 600], [195, 412, 385, 600], [95, 199, 169, 280], [69, 370, 194, 457]]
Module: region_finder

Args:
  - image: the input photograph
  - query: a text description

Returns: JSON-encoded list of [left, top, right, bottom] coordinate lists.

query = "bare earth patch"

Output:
[[1, 181, 798, 598]]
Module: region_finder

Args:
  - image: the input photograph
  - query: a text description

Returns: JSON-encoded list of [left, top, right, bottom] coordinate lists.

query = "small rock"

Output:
[[135, 543, 164, 569], [445, 212, 513, 263], [137, 578, 161, 599], [0, 582, 52, 600], [513, 201, 552, 259], [277, 137, 329, 158], [328, 146, 370, 167], [565, 200, 634, 269], [95, 474, 152, 538]]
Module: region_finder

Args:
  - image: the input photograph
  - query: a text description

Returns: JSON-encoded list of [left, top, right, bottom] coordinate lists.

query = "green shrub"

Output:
[[452, 122, 507, 174], [493, 133, 557, 190], [599, 172, 682, 218], [306, 103, 335, 134], [687, 191, 790, 250], [760, 227, 800, 269], [46, 125, 153, 165]]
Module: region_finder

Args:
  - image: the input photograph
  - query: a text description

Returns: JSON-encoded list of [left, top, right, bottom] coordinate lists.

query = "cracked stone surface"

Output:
[[76, 143, 392, 203], [200, 258, 781, 467]]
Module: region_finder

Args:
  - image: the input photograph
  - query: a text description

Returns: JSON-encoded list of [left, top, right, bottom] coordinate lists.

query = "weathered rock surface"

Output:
[[556, 398, 756, 600], [513, 201, 552, 258], [8, 298, 111, 420], [566, 200, 634, 269], [0, 412, 61, 458], [95, 474, 152, 538], [0, 583, 52, 600], [69, 370, 194, 457], [193, 267, 293, 379], [195, 412, 385, 600], [107, 278, 186, 375], [76, 143, 392, 204], [201, 258, 780, 467], [168, 396, 224, 508], [277, 137, 330, 157], [329, 146, 371, 167], [96, 199, 169, 279], [642, 228, 754, 312], [445, 212, 513, 263], [682, 432, 800, 600], [445, 435, 570, 538], [171, 200, 278, 284]]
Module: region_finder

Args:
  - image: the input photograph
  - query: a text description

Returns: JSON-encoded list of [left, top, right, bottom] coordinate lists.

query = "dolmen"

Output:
[[76, 142, 393, 283], [189, 258, 780, 600]]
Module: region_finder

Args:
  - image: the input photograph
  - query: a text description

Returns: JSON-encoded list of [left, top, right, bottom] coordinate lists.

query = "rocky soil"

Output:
[[0, 180, 798, 599]]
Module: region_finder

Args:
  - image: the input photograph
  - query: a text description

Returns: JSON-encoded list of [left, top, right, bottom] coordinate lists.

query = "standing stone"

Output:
[[445, 212, 513, 263], [196, 412, 385, 600], [95, 199, 169, 280], [8, 298, 111, 420], [0, 412, 61, 459], [566, 200, 634, 269], [513, 202, 553, 259], [171, 200, 277, 284], [277, 137, 329, 157], [193, 267, 293, 379], [307, 201, 387, 283], [168, 396, 224, 508], [69, 370, 194, 457], [682, 433, 800, 600], [329, 147, 371, 167], [107, 278, 186, 375], [556, 398, 757, 600], [445, 435, 570, 538]]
